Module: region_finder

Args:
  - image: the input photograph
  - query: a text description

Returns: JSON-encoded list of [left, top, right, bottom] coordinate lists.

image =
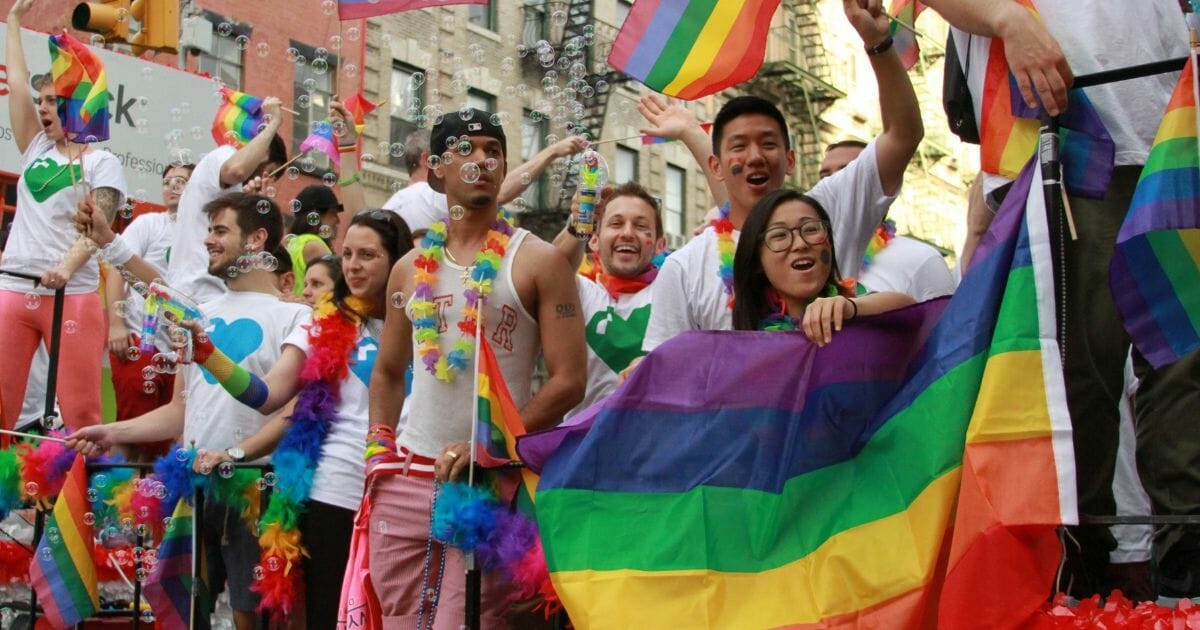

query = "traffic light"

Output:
[[71, 0, 178, 54], [71, 0, 131, 43], [129, 0, 179, 54]]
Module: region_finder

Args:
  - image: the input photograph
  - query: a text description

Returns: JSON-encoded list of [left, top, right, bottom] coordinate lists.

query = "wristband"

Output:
[[337, 144, 358, 154], [99, 234, 134, 265], [365, 424, 402, 469], [338, 172, 361, 187], [846, 297, 859, 320], [866, 35, 894, 56]]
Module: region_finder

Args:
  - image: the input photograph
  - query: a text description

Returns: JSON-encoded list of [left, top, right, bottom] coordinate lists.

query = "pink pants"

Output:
[[367, 468, 514, 629], [0, 290, 103, 431]]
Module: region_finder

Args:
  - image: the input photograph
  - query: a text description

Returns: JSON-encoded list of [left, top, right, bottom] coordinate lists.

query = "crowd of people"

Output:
[[1, 0, 1197, 626]]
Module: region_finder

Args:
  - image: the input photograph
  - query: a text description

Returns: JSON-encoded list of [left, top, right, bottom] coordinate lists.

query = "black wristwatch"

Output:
[[866, 35, 894, 56], [226, 447, 246, 463]]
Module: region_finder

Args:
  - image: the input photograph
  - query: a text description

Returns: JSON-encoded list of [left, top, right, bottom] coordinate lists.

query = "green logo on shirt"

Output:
[[24, 157, 82, 203], [586, 304, 651, 373]]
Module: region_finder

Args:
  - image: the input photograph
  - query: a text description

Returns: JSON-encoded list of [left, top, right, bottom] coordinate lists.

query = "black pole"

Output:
[[42, 288, 65, 429], [29, 507, 46, 623], [131, 467, 146, 630], [194, 489, 205, 630], [1073, 56, 1188, 89], [464, 552, 481, 630], [1038, 112, 1069, 365]]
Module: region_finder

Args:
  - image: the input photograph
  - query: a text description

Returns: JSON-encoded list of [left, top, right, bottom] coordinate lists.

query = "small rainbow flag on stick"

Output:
[[29, 455, 99, 627], [475, 338, 538, 510], [48, 31, 110, 143], [300, 119, 341, 166], [143, 499, 196, 630], [1110, 55, 1200, 369], [343, 92, 380, 134], [608, 0, 781, 100], [889, 0, 925, 70], [211, 87, 265, 147], [337, 0, 485, 20]]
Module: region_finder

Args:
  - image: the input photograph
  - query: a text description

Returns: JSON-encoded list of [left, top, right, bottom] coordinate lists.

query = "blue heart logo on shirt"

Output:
[[349, 337, 378, 386], [200, 318, 264, 384]]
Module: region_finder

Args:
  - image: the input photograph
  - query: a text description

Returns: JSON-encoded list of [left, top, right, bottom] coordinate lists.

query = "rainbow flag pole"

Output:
[[464, 313, 485, 630]]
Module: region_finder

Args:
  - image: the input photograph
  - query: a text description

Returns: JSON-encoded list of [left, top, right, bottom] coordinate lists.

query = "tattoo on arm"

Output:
[[92, 187, 122, 223], [555, 303, 577, 319]]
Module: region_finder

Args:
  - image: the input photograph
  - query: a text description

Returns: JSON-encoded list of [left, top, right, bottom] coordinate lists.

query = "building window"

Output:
[[468, 3, 497, 31], [616, 0, 633, 25], [196, 15, 246, 89], [521, 109, 548, 211], [522, 2, 547, 47], [664, 165, 686, 238], [390, 61, 426, 170], [467, 89, 497, 113], [615, 145, 638, 184], [291, 41, 338, 176]]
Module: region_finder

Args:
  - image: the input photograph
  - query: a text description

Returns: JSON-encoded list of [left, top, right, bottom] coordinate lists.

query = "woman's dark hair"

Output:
[[331, 210, 413, 315], [731, 189, 847, 331], [306, 254, 343, 285]]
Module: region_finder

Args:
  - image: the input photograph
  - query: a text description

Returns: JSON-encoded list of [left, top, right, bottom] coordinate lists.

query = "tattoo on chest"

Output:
[[555, 303, 577, 319]]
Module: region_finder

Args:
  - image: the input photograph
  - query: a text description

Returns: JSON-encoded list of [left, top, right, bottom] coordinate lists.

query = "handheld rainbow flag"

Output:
[[48, 31, 110, 143], [143, 499, 196, 630], [1110, 56, 1200, 369], [608, 0, 781, 100], [29, 455, 100, 627], [342, 92, 380, 134], [641, 121, 713, 145], [300, 119, 341, 166], [337, 0, 485, 20], [211, 87, 265, 147], [519, 157, 1074, 628], [889, 0, 925, 70], [475, 337, 537, 510]]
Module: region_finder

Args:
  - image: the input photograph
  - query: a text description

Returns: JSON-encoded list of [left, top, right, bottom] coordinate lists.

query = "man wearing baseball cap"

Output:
[[363, 109, 586, 625]]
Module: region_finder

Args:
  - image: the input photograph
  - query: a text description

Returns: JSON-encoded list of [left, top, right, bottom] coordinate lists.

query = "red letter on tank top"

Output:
[[491, 304, 518, 352]]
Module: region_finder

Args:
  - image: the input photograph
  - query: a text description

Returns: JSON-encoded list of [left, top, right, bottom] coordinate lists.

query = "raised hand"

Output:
[[637, 94, 701, 141]]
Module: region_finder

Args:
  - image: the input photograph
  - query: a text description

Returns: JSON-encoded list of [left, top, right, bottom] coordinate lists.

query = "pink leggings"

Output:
[[0, 290, 103, 431]]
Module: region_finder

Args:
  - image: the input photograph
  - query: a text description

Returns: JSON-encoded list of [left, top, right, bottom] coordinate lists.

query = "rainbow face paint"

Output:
[[729, 159, 745, 176]]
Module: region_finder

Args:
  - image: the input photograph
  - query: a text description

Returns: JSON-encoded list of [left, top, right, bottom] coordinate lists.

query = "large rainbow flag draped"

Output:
[[519, 157, 1074, 628], [29, 455, 99, 627], [211, 87, 265, 147], [889, 0, 925, 70], [475, 337, 538, 510], [337, 0, 485, 20], [608, 0, 781, 100], [142, 499, 196, 630], [48, 31, 110, 143], [1111, 55, 1200, 369]]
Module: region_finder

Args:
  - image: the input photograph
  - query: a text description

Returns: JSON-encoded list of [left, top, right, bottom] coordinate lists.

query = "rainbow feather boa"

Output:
[[253, 296, 367, 618], [860, 219, 896, 274]]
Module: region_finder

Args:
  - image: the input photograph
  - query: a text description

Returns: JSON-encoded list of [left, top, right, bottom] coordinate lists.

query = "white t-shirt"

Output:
[[0, 133, 126, 295], [858, 236, 957, 302], [568, 277, 653, 418], [167, 146, 239, 304], [182, 290, 309, 457], [380, 181, 448, 234], [643, 140, 893, 351], [283, 317, 382, 511], [119, 211, 176, 331]]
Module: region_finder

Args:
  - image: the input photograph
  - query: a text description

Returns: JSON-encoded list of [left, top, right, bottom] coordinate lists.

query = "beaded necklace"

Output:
[[410, 209, 515, 382], [713, 202, 736, 308]]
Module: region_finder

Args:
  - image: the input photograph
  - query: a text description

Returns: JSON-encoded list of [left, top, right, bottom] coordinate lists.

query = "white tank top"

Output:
[[400, 228, 540, 457]]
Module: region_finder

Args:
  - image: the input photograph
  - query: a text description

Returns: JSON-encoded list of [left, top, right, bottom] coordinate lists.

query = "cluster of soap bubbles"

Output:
[[227, 250, 279, 279]]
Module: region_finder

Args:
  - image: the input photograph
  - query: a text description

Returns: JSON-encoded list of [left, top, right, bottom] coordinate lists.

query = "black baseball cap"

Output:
[[295, 184, 343, 214], [428, 108, 507, 194]]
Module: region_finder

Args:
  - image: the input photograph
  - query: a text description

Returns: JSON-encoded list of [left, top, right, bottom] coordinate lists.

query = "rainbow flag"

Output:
[[48, 31, 110, 143], [519, 157, 1074, 628], [29, 455, 99, 627], [608, 0, 781, 100], [1110, 56, 1200, 369], [143, 499, 195, 630], [475, 338, 538, 509], [343, 92, 379, 134], [300, 119, 341, 166], [211, 87, 264, 147], [337, 0, 485, 20], [889, 0, 925, 70]]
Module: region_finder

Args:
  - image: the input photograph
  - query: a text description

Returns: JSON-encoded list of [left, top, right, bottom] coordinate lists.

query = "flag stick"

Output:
[[336, 21, 343, 99], [0, 428, 67, 444], [266, 151, 307, 179], [887, 14, 920, 38], [588, 133, 648, 146], [280, 106, 301, 116], [463, 293, 484, 630]]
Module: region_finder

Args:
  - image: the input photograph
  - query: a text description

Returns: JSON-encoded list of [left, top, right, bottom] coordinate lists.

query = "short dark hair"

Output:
[[603, 181, 664, 239], [712, 96, 791, 156], [330, 210, 414, 313], [270, 245, 293, 276], [203, 192, 284, 252], [267, 133, 288, 170], [731, 189, 850, 331], [825, 139, 867, 153], [306, 254, 343, 285], [162, 162, 196, 179]]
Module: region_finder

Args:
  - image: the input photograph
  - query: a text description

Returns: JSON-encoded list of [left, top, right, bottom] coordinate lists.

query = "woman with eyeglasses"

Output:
[[302, 254, 343, 306], [732, 189, 913, 339], [159, 209, 411, 625]]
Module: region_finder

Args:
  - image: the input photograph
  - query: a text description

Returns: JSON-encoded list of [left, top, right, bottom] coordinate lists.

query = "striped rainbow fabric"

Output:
[[29, 455, 99, 627], [608, 0, 781, 100], [475, 337, 538, 510], [211, 87, 265, 147], [300, 119, 341, 166], [48, 31, 110, 142], [1110, 55, 1200, 369], [143, 499, 196, 630], [337, 0, 484, 20], [519, 157, 1074, 628], [889, 0, 925, 70]]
